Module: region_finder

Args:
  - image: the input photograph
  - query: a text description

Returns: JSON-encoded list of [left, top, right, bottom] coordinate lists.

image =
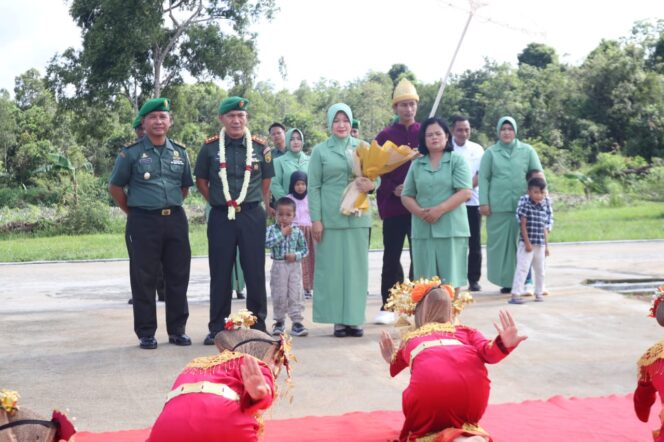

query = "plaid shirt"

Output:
[[516, 195, 553, 245], [265, 224, 309, 261]]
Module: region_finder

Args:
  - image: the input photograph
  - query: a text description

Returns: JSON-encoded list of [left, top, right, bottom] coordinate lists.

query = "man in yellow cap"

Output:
[[373, 78, 420, 325], [195, 96, 274, 341], [109, 97, 193, 350]]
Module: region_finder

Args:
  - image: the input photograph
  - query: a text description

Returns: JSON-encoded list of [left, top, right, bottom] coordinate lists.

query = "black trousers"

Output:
[[126, 207, 190, 338], [125, 235, 166, 300], [467, 205, 482, 284], [380, 214, 413, 308], [208, 205, 268, 333]]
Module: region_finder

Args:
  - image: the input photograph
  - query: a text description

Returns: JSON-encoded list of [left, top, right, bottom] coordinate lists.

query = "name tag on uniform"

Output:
[[171, 159, 185, 166], [139, 158, 152, 165]]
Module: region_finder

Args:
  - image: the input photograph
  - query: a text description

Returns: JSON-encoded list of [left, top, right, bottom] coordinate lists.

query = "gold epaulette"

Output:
[[400, 322, 457, 346], [638, 340, 664, 381], [251, 134, 267, 145], [185, 350, 244, 371], [204, 134, 220, 144]]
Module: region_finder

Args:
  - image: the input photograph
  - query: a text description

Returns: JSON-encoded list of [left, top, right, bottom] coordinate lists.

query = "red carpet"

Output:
[[76, 394, 659, 441]]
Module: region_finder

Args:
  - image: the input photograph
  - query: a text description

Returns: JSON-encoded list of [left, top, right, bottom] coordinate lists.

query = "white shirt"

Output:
[[453, 139, 484, 206]]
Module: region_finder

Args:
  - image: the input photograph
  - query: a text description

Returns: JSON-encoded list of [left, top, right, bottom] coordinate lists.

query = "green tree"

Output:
[[517, 43, 559, 68], [48, 0, 276, 108]]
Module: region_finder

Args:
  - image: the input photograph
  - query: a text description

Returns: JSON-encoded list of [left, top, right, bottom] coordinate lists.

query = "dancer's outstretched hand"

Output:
[[241, 356, 270, 400], [379, 331, 395, 364], [494, 310, 528, 348]]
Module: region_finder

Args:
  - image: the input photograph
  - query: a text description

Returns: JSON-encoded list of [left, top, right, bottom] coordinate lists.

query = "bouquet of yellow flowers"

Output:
[[340, 140, 418, 216]]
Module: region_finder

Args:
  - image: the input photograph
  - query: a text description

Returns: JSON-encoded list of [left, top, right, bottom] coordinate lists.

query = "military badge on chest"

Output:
[[170, 150, 185, 167]]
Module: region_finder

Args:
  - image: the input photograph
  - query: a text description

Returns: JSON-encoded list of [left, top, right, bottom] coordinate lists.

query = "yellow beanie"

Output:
[[392, 78, 419, 105]]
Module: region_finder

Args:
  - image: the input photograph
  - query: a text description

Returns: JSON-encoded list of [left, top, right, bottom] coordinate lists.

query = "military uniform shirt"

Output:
[[109, 137, 193, 210], [195, 134, 275, 207]]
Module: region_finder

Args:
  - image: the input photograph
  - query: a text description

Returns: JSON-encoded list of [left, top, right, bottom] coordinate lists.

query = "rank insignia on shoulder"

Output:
[[252, 134, 267, 145], [172, 140, 187, 149], [204, 134, 220, 144], [263, 147, 272, 163]]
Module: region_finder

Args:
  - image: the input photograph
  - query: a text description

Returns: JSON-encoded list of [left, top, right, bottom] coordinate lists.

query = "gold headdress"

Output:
[[224, 309, 257, 330], [385, 276, 474, 318]]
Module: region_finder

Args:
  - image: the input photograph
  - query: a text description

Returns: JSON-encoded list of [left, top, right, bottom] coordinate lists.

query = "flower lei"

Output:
[[218, 127, 253, 220], [649, 286, 664, 318]]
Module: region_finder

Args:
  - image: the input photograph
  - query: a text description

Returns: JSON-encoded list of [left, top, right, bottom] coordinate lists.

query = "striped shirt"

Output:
[[516, 195, 553, 245], [265, 224, 309, 261]]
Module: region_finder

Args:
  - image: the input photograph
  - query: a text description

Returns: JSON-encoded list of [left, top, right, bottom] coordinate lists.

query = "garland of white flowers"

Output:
[[218, 127, 253, 220]]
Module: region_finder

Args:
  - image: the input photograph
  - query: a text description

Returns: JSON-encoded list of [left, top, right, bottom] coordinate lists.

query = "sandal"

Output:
[[507, 297, 525, 305]]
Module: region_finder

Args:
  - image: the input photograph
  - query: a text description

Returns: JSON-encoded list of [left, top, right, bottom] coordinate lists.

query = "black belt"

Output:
[[129, 206, 182, 216], [212, 201, 260, 213]]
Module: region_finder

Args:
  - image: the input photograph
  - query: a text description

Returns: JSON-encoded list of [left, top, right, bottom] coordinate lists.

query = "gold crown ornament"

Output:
[[392, 78, 419, 105], [224, 309, 257, 330]]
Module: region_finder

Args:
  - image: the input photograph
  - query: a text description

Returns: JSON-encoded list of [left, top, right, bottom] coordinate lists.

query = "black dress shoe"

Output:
[[346, 326, 364, 337], [469, 282, 482, 292], [203, 333, 216, 346], [128, 298, 133, 305], [333, 328, 347, 338], [500, 287, 512, 294], [139, 336, 158, 349], [168, 334, 192, 346]]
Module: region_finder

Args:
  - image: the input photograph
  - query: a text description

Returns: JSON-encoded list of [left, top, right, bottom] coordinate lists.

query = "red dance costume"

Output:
[[389, 322, 515, 441], [635, 340, 664, 442], [148, 351, 275, 442]]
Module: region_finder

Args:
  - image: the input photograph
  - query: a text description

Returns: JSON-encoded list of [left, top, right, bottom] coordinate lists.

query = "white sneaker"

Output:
[[373, 310, 395, 325]]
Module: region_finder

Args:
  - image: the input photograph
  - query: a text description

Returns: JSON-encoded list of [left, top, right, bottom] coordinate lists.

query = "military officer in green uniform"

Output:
[[195, 96, 274, 341], [127, 114, 165, 305], [109, 98, 193, 350]]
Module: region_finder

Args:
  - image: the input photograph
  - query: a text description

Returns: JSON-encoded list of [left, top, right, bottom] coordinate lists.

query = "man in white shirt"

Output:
[[451, 115, 484, 292]]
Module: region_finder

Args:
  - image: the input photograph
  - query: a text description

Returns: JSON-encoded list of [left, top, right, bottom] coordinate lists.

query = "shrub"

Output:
[[59, 199, 111, 235]]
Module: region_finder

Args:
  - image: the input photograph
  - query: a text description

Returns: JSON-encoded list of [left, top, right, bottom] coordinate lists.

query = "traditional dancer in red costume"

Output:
[[148, 310, 291, 442], [634, 286, 664, 441], [379, 280, 527, 442]]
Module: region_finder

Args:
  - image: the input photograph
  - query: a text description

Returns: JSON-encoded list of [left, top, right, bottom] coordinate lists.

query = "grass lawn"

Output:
[[1, 201, 663, 262]]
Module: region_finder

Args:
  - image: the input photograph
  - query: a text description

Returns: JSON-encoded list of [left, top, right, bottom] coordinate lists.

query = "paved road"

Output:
[[1, 241, 663, 432]]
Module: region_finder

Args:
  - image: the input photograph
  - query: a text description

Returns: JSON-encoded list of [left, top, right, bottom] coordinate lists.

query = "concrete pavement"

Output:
[[1, 240, 663, 432]]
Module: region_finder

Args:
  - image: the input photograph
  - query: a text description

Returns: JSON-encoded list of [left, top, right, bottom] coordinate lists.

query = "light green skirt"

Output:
[[412, 237, 468, 288], [486, 212, 519, 287], [313, 228, 369, 326]]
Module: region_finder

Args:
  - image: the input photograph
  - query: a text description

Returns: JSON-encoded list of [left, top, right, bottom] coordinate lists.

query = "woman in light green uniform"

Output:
[[479, 116, 543, 290], [270, 128, 309, 199], [308, 103, 375, 337], [401, 117, 472, 291]]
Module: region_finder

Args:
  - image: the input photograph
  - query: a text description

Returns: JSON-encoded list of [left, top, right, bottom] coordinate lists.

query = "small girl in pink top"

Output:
[[287, 171, 315, 298]]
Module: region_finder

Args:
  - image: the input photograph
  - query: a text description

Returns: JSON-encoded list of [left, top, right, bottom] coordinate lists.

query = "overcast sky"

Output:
[[1, 0, 663, 94]]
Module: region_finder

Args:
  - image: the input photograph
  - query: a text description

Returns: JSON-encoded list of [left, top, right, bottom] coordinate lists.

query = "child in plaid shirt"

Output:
[[266, 197, 309, 336], [509, 177, 551, 304]]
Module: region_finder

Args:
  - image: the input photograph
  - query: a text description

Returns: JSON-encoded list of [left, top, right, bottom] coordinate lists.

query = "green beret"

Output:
[[132, 115, 142, 129], [138, 98, 171, 118], [219, 96, 249, 115], [352, 119, 360, 129]]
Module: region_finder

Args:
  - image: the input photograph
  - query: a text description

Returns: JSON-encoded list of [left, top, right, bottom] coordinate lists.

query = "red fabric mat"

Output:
[[76, 394, 659, 441]]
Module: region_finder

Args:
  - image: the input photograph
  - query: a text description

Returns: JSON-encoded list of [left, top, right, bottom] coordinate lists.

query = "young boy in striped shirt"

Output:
[[266, 197, 309, 336]]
